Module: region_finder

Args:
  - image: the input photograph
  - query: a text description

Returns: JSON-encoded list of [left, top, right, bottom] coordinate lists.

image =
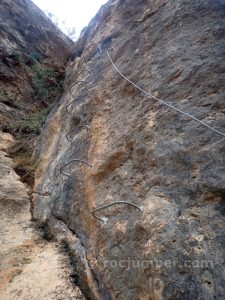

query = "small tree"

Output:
[[46, 11, 77, 41], [67, 27, 77, 40]]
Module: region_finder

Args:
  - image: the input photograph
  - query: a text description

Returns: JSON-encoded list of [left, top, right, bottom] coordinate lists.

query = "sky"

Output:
[[32, 0, 108, 40]]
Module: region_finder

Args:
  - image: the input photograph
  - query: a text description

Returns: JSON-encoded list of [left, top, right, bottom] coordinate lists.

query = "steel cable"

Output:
[[106, 49, 225, 138]]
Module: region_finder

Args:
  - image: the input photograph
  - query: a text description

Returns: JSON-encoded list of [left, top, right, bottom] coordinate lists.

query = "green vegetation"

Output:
[[0, 51, 63, 187], [27, 52, 43, 63], [5, 108, 50, 185], [32, 64, 54, 99], [0, 90, 8, 101], [31, 64, 62, 101], [0, 90, 18, 108], [24, 51, 43, 66], [8, 139, 38, 186], [11, 50, 21, 63], [2, 108, 49, 137], [19, 108, 50, 135]]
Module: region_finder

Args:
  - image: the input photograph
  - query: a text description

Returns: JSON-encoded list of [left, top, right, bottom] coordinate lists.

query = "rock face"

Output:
[[33, 0, 225, 299], [0, 0, 74, 131]]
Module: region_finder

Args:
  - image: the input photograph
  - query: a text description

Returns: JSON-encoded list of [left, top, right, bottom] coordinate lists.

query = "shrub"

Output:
[[0, 90, 8, 101], [31, 64, 60, 101], [11, 50, 21, 64], [0, 90, 18, 108], [28, 52, 43, 62], [8, 140, 37, 186], [24, 52, 43, 66], [19, 108, 49, 135]]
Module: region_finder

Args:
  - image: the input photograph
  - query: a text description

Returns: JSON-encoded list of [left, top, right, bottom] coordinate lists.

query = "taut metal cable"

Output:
[[96, 29, 225, 139], [106, 50, 225, 138]]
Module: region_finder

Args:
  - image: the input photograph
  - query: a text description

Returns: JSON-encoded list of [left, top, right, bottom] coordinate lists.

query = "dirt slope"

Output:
[[0, 132, 84, 300]]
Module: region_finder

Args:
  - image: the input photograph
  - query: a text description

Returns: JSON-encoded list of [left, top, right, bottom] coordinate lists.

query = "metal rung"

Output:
[[66, 125, 89, 143], [66, 98, 78, 113], [32, 191, 51, 197], [92, 201, 143, 222], [60, 159, 92, 177], [68, 80, 85, 96]]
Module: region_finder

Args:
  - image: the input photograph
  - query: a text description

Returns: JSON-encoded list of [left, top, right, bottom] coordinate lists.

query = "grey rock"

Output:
[[34, 0, 225, 299]]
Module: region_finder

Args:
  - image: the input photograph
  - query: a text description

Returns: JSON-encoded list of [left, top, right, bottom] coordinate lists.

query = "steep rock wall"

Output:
[[0, 0, 74, 130], [34, 0, 225, 299]]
